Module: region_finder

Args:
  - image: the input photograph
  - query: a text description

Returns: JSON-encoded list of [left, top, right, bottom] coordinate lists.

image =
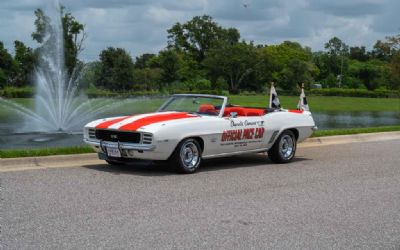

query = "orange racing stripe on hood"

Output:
[[119, 112, 197, 131], [96, 116, 131, 129]]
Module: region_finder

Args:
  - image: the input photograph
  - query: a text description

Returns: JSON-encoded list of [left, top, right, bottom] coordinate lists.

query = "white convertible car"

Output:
[[84, 94, 317, 173]]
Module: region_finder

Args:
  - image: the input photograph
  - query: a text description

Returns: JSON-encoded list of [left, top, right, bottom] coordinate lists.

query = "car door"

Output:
[[219, 115, 266, 153]]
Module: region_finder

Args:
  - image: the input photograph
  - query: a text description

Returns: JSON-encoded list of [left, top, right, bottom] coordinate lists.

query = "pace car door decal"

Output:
[[220, 117, 266, 150]]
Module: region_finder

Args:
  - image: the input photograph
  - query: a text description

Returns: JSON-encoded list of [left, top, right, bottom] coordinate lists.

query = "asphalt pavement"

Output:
[[1, 139, 400, 249]]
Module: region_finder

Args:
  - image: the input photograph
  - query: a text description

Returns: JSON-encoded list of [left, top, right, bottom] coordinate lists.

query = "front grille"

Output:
[[95, 130, 141, 143]]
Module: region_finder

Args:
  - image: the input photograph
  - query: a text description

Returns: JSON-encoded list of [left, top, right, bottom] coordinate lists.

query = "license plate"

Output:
[[106, 147, 121, 158]]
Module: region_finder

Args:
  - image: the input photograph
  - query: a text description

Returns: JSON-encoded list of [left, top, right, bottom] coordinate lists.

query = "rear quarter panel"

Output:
[[263, 111, 315, 148]]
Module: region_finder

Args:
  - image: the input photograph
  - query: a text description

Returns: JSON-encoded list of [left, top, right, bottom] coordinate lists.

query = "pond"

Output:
[[1, 107, 399, 149], [313, 111, 400, 130]]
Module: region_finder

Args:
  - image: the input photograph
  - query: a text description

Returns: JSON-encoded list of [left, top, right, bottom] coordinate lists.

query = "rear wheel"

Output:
[[268, 130, 297, 163], [170, 138, 202, 174]]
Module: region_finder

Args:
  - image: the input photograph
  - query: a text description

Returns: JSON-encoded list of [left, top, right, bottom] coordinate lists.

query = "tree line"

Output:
[[1, 8, 400, 94]]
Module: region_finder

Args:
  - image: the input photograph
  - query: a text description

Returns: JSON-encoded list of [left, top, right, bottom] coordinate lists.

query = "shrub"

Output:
[[310, 88, 400, 98], [85, 87, 119, 98], [0, 86, 34, 98], [85, 88, 164, 98]]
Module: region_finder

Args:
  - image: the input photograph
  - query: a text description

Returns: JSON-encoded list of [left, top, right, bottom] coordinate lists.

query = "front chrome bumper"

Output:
[[84, 139, 156, 151]]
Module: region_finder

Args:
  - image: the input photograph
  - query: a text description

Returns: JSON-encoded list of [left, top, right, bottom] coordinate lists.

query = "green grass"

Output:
[[228, 95, 400, 112], [1, 95, 399, 120], [0, 98, 34, 121], [312, 125, 400, 137], [0, 146, 94, 158]]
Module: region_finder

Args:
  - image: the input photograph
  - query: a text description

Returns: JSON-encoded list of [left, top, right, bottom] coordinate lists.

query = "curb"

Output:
[[1, 131, 400, 172], [0, 153, 101, 172], [300, 131, 400, 148]]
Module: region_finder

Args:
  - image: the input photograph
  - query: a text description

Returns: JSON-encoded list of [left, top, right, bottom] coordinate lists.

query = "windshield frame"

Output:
[[158, 94, 228, 118]]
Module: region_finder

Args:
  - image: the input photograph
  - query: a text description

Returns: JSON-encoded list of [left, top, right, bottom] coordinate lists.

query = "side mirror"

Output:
[[230, 112, 238, 118]]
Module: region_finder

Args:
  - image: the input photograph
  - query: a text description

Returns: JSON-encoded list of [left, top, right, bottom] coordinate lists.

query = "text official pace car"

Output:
[[84, 94, 316, 173]]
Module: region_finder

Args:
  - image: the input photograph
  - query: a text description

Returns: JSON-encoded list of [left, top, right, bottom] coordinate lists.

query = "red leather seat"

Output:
[[224, 107, 247, 117], [244, 108, 265, 116], [199, 104, 217, 114]]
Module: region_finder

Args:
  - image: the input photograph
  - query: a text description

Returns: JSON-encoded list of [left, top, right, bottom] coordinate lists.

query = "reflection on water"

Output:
[[313, 111, 400, 130], [0, 110, 399, 149], [0, 129, 83, 149]]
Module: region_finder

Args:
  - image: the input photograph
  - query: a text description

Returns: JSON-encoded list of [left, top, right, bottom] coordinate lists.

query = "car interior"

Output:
[[199, 104, 268, 117]]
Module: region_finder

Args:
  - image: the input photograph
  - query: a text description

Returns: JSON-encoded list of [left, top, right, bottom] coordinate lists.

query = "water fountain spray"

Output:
[[0, 0, 122, 133]]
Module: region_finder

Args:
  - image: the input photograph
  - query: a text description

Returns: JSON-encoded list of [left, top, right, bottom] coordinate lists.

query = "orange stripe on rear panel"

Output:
[[288, 110, 304, 114]]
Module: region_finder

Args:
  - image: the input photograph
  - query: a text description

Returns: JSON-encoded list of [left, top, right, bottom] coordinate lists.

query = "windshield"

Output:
[[159, 95, 225, 116]]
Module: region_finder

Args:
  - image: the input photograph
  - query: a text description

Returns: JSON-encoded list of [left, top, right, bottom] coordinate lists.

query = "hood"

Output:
[[93, 112, 199, 131]]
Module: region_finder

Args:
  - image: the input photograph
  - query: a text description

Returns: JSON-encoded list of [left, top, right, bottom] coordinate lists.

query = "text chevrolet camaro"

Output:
[[84, 94, 316, 173]]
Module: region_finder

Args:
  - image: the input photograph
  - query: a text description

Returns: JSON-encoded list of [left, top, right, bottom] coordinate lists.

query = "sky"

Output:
[[0, 0, 399, 62]]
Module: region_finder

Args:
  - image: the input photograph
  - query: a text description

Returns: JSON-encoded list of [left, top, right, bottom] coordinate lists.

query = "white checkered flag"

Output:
[[269, 82, 281, 109], [297, 83, 309, 111]]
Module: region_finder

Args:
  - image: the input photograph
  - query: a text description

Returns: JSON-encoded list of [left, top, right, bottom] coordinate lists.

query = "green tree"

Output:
[[258, 41, 316, 91], [158, 50, 181, 84], [349, 46, 369, 61], [147, 50, 206, 88], [321, 37, 349, 87], [263, 41, 312, 65], [325, 37, 349, 56], [388, 52, 400, 90], [369, 35, 400, 89], [0, 41, 15, 87], [203, 42, 257, 93], [356, 64, 380, 90], [372, 35, 400, 60], [134, 53, 156, 69], [12, 40, 36, 87], [313, 52, 330, 81], [167, 15, 240, 62], [132, 68, 163, 90], [62, 11, 86, 75], [372, 40, 392, 61], [280, 59, 317, 92], [348, 60, 385, 90], [32, 7, 86, 75], [176, 53, 205, 82], [95, 47, 134, 91], [79, 61, 101, 88], [0, 69, 6, 86]]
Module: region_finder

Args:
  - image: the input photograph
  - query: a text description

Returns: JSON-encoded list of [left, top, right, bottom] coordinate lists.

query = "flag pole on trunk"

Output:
[[269, 82, 281, 109], [297, 83, 309, 111]]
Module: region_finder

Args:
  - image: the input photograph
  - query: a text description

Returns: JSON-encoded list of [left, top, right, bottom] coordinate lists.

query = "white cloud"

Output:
[[0, 0, 399, 61]]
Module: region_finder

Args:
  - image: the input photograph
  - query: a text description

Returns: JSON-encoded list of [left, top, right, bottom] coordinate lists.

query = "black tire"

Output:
[[268, 130, 297, 163], [169, 138, 202, 174]]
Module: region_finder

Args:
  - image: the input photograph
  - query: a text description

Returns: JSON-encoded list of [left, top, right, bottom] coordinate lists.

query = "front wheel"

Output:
[[170, 138, 202, 174], [268, 130, 297, 163]]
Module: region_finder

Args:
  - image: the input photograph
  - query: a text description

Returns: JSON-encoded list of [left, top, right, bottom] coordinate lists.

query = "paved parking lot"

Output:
[[1, 140, 400, 249]]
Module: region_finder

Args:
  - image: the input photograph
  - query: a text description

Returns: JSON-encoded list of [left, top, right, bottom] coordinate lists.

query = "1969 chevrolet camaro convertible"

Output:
[[84, 94, 317, 173]]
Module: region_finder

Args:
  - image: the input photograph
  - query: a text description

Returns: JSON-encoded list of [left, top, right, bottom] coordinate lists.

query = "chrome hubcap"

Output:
[[180, 141, 199, 169], [279, 135, 294, 159]]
